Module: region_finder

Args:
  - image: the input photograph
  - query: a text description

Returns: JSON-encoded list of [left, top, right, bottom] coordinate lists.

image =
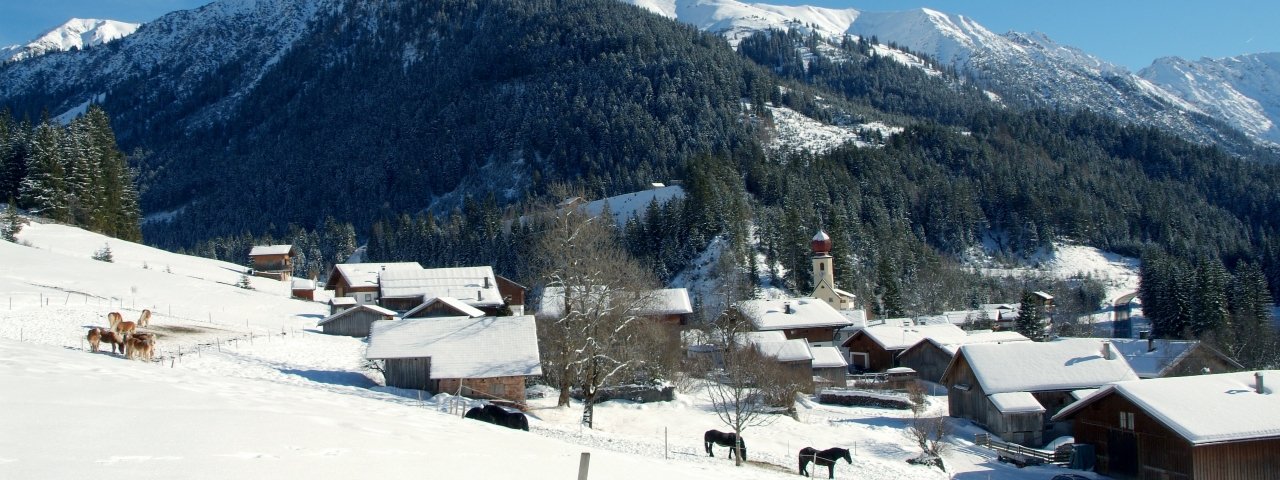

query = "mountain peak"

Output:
[[3, 18, 140, 62]]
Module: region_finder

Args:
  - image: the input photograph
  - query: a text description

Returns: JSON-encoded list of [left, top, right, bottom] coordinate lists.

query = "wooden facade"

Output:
[[495, 275, 527, 315], [1163, 345, 1241, 378], [382, 358, 529, 403], [319, 306, 395, 337], [945, 354, 1054, 447], [1065, 392, 1280, 479], [897, 340, 953, 382], [383, 357, 433, 391], [843, 332, 900, 372], [248, 246, 296, 281]]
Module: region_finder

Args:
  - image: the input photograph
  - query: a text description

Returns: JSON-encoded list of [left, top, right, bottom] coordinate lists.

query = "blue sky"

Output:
[[1, 0, 1276, 71]]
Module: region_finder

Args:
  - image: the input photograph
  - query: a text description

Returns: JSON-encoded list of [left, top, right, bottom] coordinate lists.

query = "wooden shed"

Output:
[[290, 278, 316, 301], [752, 338, 816, 393], [1054, 371, 1280, 479], [811, 346, 849, 387], [317, 304, 397, 337], [494, 275, 527, 315], [941, 338, 1139, 447], [841, 324, 967, 372], [248, 245, 296, 281], [365, 315, 542, 403], [896, 331, 1029, 382]]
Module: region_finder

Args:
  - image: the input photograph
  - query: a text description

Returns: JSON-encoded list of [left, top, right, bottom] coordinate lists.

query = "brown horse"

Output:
[[125, 333, 155, 361], [87, 327, 125, 354], [115, 321, 137, 336], [107, 312, 123, 330], [138, 309, 152, 327]]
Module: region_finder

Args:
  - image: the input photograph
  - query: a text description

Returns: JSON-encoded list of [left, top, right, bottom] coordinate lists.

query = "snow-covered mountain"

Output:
[[1, 18, 139, 62], [624, 0, 1272, 152], [1140, 53, 1280, 145]]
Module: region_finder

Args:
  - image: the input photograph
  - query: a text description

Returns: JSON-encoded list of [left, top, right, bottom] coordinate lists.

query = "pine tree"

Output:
[[19, 117, 69, 222], [1, 200, 26, 242], [1016, 290, 1046, 341], [1191, 256, 1229, 337]]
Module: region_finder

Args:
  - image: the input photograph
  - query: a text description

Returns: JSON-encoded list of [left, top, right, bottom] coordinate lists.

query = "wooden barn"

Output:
[[329, 296, 356, 315], [810, 346, 849, 387], [1108, 337, 1242, 378], [733, 297, 853, 347], [248, 245, 296, 281], [1053, 371, 1280, 479], [840, 324, 967, 372], [378, 266, 507, 314], [317, 304, 397, 337], [494, 275, 527, 315], [752, 337, 816, 393], [365, 315, 542, 403], [324, 262, 423, 305], [290, 278, 316, 301], [941, 338, 1139, 447], [402, 296, 484, 319], [897, 331, 1030, 382]]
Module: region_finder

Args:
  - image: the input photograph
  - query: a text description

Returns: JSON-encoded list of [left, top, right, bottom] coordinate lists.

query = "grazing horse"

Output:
[[87, 327, 125, 354], [464, 404, 529, 431], [125, 333, 155, 361], [115, 320, 137, 336], [704, 430, 746, 460], [138, 309, 152, 327], [107, 312, 123, 330], [798, 447, 852, 478]]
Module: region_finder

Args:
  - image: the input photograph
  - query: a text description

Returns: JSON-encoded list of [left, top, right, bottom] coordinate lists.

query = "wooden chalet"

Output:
[[940, 338, 1139, 447], [1108, 338, 1242, 379], [317, 303, 397, 337], [248, 245, 296, 281], [402, 296, 484, 319], [494, 275, 527, 315], [290, 278, 316, 301], [1053, 371, 1280, 479], [840, 324, 968, 372], [896, 331, 1030, 382], [377, 266, 507, 314], [365, 316, 542, 403], [734, 297, 853, 347], [324, 262, 423, 305]]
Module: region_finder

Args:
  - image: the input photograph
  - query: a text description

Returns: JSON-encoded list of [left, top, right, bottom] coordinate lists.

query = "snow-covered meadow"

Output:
[[1, 220, 1092, 479]]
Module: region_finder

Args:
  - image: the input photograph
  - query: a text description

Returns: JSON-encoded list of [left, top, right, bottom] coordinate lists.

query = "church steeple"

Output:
[[811, 229, 834, 291]]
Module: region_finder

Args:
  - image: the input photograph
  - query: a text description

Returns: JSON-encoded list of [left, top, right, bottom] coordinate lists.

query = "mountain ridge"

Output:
[[1, 18, 139, 62]]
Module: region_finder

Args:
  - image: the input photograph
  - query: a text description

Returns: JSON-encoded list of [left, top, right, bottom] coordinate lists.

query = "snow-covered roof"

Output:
[[1070, 388, 1098, 401], [328, 262, 423, 289], [249, 244, 294, 256], [810, 346, 848, 369], [1033, 291, 1053, 300], [743, 330, 788, 344], [1105, 338, 1239, 378], [753, 339, 813, 363], [736, 298, 852, 331], [1054, 371, 1280, 445], [988, 392, 1045, 414], [851, 324, 968, 350], [378, 266, 503, 307], [927, 331, 1031, 356], [317, 304, 397, 326], [402, 296, 485, 318], [839, 309, 868, 327], [812, 230, 829, 242], [537, 287, 692, 318], [291, 278, 315, 290], [947, 338, 1139, 394], [365, 316, 542, 379], [330, 296, 357, 306]]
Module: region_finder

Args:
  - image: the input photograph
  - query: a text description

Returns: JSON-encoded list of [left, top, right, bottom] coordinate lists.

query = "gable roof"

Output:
[[329, 296, 357, 306], [326, 262, 423, 290], [249, 244, 295, 256], [536, 287, 692, 318], [365, 316, 542, 379], [1053, 371, 1280, 445], [989, 391, 1045, 414], [291, 278, 316, 290], [847, 324, 968, 351], [944, 338, 1139, 394], [378, 266, 503, 307], [402, 296, 485, 318], [811, 346, 849, 369], [1105, 338, 1241, 378], [736, 298, 852, 331], [908, 331, 1031, 357], [317, 303, 397, 326], [753, 339, 814, 363]]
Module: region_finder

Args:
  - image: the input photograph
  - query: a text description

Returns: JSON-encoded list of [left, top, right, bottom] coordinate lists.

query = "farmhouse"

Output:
[[402, 296, 485, 319], [247, 245, 296, 280], [734, 297, 852, 347], [378, 266, 507, 313], [365, 316, 542, 403], [1053, 371, 1279, 479], [324, 262, 423, 305], [896, 331, 1030, 382], [317, 303, 397, 337], [1108, 337, 1242, 378], [941, 338, 1139, 447], [840, 323, 967, 372], [752, 337, 816, 393]]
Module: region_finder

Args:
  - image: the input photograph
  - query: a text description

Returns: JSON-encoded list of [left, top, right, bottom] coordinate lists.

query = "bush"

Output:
[[92, 244, 114, 262]]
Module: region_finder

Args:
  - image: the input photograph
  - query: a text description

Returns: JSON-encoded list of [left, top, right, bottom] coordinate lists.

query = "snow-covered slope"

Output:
[[1140, 53, 1280, 144], [626, 0, 859, 47], [1, 18, 139, 62]]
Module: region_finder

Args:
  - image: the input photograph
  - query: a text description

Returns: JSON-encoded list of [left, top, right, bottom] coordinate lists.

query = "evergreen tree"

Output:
[[19, 117, 69, 222], [1, 200, 26, 242], [1016, 290, 1046, 341]]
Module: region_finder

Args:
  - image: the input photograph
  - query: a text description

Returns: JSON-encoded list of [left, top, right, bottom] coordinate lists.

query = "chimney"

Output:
[[1257, 372, 1266, 395], [477, 290, 482, 301], [1102, 341, 1113, 360], [484, 277, 491, 289], [784, 302, 792, 314]]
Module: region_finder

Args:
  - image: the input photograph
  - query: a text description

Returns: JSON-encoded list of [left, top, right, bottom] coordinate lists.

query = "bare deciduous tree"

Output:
[[702, 309, 788, 466], [904, 382, 949, 471]]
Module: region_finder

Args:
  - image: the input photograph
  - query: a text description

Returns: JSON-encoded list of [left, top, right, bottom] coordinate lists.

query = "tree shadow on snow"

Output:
[[280, 368, 378, 388]]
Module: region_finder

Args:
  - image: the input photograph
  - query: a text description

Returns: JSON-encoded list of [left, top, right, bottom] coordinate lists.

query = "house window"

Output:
[[364, 293, 373, 302], [489, 383, 506, 398], [1119, 411, 1135, 430]]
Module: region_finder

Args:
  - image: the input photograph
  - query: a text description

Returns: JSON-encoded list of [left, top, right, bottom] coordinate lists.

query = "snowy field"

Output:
[[1, 220, 1095, 479]]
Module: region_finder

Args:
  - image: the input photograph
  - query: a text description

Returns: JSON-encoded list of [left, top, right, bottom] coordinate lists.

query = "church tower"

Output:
[[810, 229, 856, 311]]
